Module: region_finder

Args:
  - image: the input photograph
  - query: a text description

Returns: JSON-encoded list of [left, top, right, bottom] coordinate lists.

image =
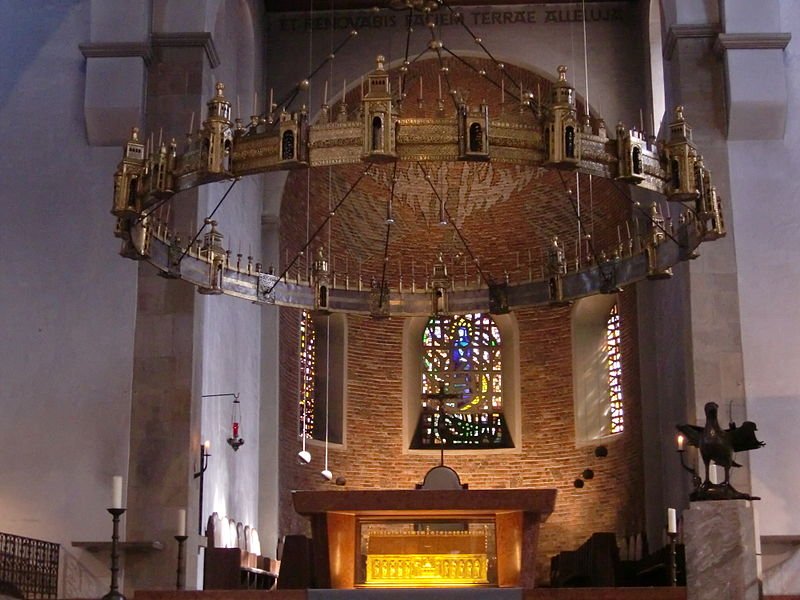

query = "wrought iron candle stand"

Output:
[[668, 531, 678, 587], [102, 508, 127, 600], [174, 535, 188, 590], [193, 441, 210, 534]]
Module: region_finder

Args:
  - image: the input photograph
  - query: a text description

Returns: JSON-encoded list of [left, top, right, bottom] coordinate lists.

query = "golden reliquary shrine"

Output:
[[362, 523, 492, 587]]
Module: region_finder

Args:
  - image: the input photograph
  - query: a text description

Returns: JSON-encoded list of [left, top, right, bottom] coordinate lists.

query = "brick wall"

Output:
[[276, 59, 644, 584]]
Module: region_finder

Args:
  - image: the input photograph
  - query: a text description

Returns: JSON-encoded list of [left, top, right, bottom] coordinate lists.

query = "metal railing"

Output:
[[0, 532, 59, 599]]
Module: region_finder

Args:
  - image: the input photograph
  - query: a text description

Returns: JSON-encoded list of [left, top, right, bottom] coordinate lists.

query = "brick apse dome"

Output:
[[276, 57, 645, 583]]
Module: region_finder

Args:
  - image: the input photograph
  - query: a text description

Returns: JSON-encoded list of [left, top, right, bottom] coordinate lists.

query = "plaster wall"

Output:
[[193, 0, 266, 547], [729, 0, 800, 537], [0, 1, 137, 596], [264, 2, 647, 132]]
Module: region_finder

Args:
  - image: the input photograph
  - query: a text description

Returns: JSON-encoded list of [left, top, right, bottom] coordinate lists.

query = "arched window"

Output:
[[469, 122, 483, 152], [298, 310, 347, 445], [409, 313, 513, 449], [565, 125, 575, 158], [298, 310, 317, 439], [371, 116, 383, 151], [281, 130, 295, 161], [572, 295, 625, 443], [632, 146, 642, 174], [606, 304, 624, 434]]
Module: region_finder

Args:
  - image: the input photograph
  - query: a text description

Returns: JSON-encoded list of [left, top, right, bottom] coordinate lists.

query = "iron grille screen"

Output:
[[0, 532, 59, 599]]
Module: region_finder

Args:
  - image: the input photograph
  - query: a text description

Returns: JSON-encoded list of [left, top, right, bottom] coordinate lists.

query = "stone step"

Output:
[[134, 587, 688, 600]]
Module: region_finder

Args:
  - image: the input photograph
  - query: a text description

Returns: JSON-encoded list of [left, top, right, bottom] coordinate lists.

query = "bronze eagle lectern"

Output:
[[676, 402, 765, 501]]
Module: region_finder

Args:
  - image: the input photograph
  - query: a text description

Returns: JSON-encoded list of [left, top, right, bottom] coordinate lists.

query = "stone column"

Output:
[[124, 31, 218, 593], [683, 500, 760, 600]]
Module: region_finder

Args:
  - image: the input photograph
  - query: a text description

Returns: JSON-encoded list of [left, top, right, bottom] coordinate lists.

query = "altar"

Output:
[[292, 488, 557, 590]]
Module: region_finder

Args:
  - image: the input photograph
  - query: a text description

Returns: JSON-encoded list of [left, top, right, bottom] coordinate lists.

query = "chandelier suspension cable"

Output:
[[177, 178, 238, 264], [399, 6, 413, 96], [323, 312, 331, 476], [377, 161, 398, 309], [581, 0, 591, 117], [267, 165, 373, 294], [440, 47, 522, 104], [427, 19, 459, 111], [576, 171, 583, 265], [137, 193, 173, 223], [441, 1, 524, 97], [417, 161, 492, 287], [580, 0, 596, 245], [610, 180, 687, 249], [304, 2, 314, 280], [266, 29, 359, 126], [556, 169, 602, 268]]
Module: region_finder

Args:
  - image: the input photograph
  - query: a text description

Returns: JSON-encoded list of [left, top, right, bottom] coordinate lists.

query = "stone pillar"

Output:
[[683, 500, 760, 600], [124, 30, 218, 594]]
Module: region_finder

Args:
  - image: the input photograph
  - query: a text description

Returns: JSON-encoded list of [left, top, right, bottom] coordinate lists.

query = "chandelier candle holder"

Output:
[[102, 476, 126, 600], [109, 39, 727, 317]]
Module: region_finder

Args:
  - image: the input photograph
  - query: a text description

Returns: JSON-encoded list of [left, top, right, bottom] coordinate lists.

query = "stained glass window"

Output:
[[299, 309, 317, 439], [410, 313, 513, 449], [606, 304, 624, 434]]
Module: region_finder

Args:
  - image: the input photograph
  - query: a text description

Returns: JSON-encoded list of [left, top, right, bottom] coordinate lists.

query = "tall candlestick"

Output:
[[111, 476, 123, 509], [667, 507, 677, 534], [177, 508, 187, 537]]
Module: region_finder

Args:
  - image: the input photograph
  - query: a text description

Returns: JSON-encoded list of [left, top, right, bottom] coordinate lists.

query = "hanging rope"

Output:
[[267, 165, 373, 294], [177, 178, 239, 263]]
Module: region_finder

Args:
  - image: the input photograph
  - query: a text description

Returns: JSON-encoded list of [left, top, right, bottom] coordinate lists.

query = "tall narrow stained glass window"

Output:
[[410, 313, 513, 449], [299, 309, 317, 439], [606, 304, 624, 434]]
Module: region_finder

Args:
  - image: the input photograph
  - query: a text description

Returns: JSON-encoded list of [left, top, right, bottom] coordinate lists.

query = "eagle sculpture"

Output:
[[676, 402, 765, 501]]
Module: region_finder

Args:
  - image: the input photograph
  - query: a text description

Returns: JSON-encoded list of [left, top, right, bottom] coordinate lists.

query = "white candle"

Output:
[[676, 433, 685, 451], [112, 475, 123, 509], [177, 508, 187, 536], [323, 80, 328, 106], [667, 507, 677, 534]]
